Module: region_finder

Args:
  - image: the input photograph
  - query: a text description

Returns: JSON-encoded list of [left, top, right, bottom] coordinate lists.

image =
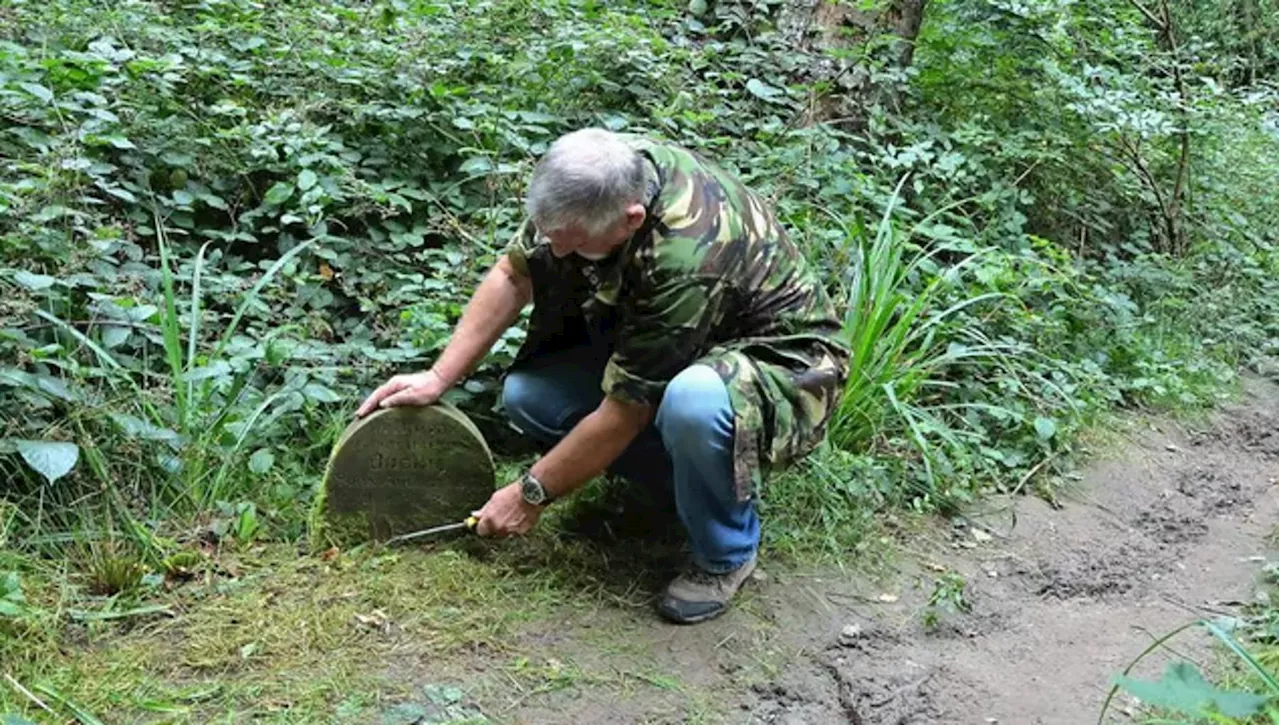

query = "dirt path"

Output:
[[401, 378, 1278, 724]]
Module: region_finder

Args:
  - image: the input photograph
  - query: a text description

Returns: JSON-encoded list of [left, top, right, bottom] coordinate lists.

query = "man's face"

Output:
[[542, 205, 647, 260]]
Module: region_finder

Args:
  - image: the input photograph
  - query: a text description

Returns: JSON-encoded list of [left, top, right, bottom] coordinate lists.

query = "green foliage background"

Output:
[[0, 0, 1276, 719]]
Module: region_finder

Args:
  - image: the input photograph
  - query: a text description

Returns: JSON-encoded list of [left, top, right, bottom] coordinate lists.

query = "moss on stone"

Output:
[[308, 402, 495, 549]]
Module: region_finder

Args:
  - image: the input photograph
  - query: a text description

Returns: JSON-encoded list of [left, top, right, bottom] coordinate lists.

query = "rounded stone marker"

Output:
[[309, 402, 495, 548]]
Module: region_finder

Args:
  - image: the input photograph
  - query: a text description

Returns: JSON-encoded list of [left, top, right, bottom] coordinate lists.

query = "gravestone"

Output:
[[309, 402, 495, 548]]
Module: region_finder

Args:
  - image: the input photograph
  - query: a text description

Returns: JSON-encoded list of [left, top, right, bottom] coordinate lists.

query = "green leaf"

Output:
[[127, 304, 159, 322], [458, 157, 492, 175], [173, 190, 195, 206], [423, 684, 464, 705], [104, 185, 138, 203], [186, 361, 233, 382], [19, 82, 53, 103], [249, 448, 275, 475], [103, 135, 136, 150], [381, 703, 428, 725], [1113, 661, 1268, 718], [297, 169, 318, 191], [14, 270, 55, 290], [745, 78, 781, 101], [102, 325, 131, 348], [3, 714, 39, 725], [303, 382, 340, 403], [2, 571, 21, 597], [1033, 416, 1057, 440], [35, 374, 77, 401], [108, 413, 181, 446], [14, 439, 80, 485], [264, 182, 295, 205], [201, 193, 228, 210]]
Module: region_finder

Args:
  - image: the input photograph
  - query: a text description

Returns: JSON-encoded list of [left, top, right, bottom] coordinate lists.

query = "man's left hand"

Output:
[[473, 482, 541, 537]]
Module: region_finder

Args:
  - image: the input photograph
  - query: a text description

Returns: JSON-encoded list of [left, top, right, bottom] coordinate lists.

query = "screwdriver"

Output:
[[385, 515, 479, 545]]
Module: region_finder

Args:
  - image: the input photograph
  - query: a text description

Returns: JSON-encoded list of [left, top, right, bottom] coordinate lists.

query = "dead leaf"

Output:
[[318, 261, 335, 281], [972, 529, 993, 543], [320, 546, 339, 562], [354, 609, 391, 632], [927, 562, 947, 572], [877, 593, 899, 603]]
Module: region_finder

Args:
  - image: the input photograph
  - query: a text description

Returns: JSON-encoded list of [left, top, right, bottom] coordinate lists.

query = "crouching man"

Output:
[[357, 128, 849, 624]]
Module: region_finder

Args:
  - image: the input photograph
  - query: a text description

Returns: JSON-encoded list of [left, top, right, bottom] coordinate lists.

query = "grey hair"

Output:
[[525, 128, 646, 236]]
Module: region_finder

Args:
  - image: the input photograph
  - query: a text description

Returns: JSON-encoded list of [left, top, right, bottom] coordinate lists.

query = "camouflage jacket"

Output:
[[505, 135, 850, 501]]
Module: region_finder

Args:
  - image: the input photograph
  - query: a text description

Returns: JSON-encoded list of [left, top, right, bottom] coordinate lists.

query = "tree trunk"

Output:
[[774, 0, 930, 128]]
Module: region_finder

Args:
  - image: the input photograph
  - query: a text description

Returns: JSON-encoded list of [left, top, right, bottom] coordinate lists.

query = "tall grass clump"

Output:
[[812, 180, 1079, 500]]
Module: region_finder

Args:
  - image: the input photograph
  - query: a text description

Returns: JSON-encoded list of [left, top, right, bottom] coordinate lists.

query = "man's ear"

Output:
[[624, 203, 646, 232]]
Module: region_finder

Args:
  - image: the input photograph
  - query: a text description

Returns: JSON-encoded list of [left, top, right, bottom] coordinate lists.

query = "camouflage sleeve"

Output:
[[601, 276, 721, 407], [504, 218, 539, 278]]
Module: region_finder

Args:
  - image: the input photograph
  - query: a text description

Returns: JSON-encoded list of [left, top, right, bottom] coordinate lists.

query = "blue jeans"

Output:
[[502, 346, 759, 573]]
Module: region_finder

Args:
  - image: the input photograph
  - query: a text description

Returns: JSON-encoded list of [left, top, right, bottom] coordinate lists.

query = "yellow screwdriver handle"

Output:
[[464, 515, 479, 532]]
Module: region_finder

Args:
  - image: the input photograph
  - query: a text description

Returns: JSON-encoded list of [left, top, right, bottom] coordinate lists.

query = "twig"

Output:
[[1012, 158, 1043, 188], [1159, 593, 1240, 619], [1011, 452, 1058, 497], [4, 672, 56, 715], [870, 671, 934, 708], [1131, 624, 1207, 670], [1122, 0, 1164, 30], [21, 320, 159, 333]]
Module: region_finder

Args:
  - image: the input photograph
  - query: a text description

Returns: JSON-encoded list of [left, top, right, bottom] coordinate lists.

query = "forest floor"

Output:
[[402, 376, 1278, 725], [17, 377, 1277, 725]]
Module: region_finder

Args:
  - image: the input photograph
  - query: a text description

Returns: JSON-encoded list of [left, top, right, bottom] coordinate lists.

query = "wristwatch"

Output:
[[519, 471, 555, 507]]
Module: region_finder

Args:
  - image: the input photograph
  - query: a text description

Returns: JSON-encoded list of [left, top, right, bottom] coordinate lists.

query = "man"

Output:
[[356, 128, 849, 624]]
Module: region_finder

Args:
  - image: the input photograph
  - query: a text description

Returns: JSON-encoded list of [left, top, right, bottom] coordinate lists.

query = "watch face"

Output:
[[521, 475, 544, 504]]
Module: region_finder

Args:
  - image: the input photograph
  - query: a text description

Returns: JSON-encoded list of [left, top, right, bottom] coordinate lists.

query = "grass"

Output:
[[0, 483, 748, 723]]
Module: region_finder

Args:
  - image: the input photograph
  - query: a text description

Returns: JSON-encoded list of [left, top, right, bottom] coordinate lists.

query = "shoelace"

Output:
[[682, 566, 722, 587]]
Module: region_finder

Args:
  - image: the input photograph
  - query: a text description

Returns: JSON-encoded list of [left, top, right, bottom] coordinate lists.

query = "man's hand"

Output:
[[355, 370, 448, 417], [473, 482, 541, 537]]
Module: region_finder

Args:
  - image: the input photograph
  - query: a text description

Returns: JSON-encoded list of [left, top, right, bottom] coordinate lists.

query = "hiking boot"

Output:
[[658, 553, 757, 624]]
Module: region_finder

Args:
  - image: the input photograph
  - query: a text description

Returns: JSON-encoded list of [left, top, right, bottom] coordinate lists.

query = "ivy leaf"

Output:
[[1033, 416, 1057, 440], [249, 448, 275, 474], [1113, 661, 1268, 718], [103, 135, 136, 149], [14, 439, 80, 485], [745, 78, 781, 101], [173, 190, 195, 206], [298, 169, 318, 191], [14, 270, 55, 291], [264, 181, 295, 205], [19, 82, 53, 103]]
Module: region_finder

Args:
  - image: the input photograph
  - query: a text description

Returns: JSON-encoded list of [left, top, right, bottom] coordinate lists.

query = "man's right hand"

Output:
[[355, 370, 449, 418]]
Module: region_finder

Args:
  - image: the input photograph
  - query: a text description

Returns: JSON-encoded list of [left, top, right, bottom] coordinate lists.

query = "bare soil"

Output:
[[397, 377, 1278, 724]]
